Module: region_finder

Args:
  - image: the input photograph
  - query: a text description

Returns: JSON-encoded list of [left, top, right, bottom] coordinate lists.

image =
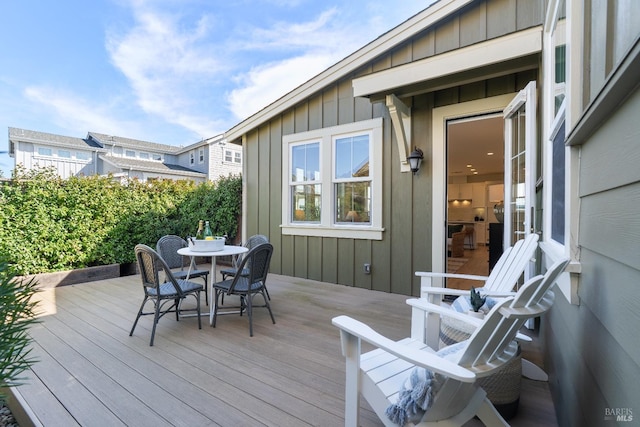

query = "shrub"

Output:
[[0, 167, 242, 275]]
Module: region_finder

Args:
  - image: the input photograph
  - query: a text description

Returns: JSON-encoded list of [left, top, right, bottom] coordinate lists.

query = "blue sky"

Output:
[[0, 0, 433, 177]]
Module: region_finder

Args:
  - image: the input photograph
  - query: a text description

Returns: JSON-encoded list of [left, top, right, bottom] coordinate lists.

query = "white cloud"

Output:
[[228, 53, 336, 120], [24, 86, 136, 135], [106, 4, 225, 136]]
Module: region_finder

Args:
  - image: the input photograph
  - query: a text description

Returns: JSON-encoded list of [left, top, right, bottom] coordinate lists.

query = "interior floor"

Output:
[[446, 244, 490, 290]]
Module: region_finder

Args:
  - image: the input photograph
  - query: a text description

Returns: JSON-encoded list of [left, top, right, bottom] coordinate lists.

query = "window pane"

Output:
[[58, 150, 71, 158], [335, 181, 371, 223], [291, 184, 321, 222], [38, 147, 52, 156], [76, 152, 90, 160], [291, 142, 320, 182], [139, 152, 149, 159], [335, 135, 369, 179], [552, 121, 566, 243], [126, 150, 136, 157], [225, 150, 232, 162]]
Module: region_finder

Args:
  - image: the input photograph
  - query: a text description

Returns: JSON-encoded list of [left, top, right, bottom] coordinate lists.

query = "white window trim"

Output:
[[281, 118, 384, 240], [541, 0, 581, 305], [198, 148, 205, 164]]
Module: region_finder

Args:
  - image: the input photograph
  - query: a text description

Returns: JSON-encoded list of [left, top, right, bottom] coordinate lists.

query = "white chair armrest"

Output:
[[406, 298, 532, 342], [415, 271, 489, 282], [332, 315, 476, 382]]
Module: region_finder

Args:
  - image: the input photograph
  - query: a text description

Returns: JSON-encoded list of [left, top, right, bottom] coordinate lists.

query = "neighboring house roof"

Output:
[[99, 154, 205, 177], [88, 132, 183, 154], [226, 0, 475, 141], [9, 127, 103, 150]]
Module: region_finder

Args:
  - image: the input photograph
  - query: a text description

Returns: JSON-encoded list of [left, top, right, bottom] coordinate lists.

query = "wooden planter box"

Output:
[[20, 263, 138, 289]]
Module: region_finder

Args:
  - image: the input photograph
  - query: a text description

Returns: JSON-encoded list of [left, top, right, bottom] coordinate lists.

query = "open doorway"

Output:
[[445, 114, 504, 289]]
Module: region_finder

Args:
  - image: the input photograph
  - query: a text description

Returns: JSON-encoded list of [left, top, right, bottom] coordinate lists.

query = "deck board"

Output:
[[12, 271, 557, 426]]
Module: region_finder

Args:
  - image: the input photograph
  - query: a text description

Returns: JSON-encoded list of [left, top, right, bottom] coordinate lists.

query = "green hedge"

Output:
[[0, 167, 242, 275]]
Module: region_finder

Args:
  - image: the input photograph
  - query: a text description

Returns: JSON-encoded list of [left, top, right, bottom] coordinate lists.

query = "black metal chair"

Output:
[[156, 235, 209, 304], [213, 243, 275, 336], [220, 234, 270, 300], [130, 244, 203, 346]]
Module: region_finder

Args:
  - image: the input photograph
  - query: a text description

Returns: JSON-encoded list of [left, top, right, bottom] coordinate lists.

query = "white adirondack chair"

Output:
[[416, 233, 540, 379], [332, 259, 568, 426], [418, 233, 540, 304]]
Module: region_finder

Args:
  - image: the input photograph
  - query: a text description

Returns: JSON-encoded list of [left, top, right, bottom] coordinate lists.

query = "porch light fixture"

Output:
[[407, 147, 424, 175]]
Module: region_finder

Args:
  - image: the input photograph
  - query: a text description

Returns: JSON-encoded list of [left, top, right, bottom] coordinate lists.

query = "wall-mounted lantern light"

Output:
[[407, 147, 424, 175]]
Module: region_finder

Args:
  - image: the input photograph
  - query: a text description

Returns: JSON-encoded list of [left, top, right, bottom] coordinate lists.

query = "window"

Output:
[[225, 150, 233, 162], [125, 150, 136, 158], [234, 152, 241, 164], [551, 118, 565, 244], [190, 152, 195, 165], [152, 153, 162, 161], [199, 148, 205, 163], [334, 135, 371, 224], [139, 152, 149, 160], [282, 118, 383, 240], [76, 152, 91, 161], [38, 147, 52, 156], [57, 150, 71, 158], [290, 142, 321, 222]]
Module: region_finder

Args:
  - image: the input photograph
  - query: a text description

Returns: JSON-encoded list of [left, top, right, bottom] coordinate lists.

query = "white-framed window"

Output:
[[152, 153, 162, 161], [57, 149, 71, 158], [37, 147, 52, 156], [76, 151, 91, 161], [234, 151, 241, 164], [225, 150, 233, 163], [190, 152, 195, 165], [281, 118, 383, 240], [125, 150, 136, 158], [139, 152, 149, 160], [198, 148, 205, 163], [542, 0, 580, 304]]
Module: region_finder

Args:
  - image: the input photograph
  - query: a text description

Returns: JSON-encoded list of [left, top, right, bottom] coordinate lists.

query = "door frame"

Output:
[[431, 94, 516, 287]]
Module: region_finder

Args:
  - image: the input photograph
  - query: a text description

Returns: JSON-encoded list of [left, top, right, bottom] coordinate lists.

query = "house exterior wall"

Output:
[[209, 142, 242, 180], [546, 85, 640, 427], [240, 0, 543, 293]]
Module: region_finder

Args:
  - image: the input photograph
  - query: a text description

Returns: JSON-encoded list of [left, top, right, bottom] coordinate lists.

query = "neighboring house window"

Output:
[[76, 152, 91, 161], [38, 147, 52, 156], [281, 118, 383, 240], [225, 150, 233, 163], [139, 152, 149, 160], [125, 150, 135, 157], [58, 150, 71, 158], [199, 148, 205, 163], [190, 152, 195, 165], [234, 152, 242, 164], [152, 153, 162, 161]]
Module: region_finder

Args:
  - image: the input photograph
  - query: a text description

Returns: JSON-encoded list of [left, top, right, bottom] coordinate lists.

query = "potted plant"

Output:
[[469, 287, 486, 318]]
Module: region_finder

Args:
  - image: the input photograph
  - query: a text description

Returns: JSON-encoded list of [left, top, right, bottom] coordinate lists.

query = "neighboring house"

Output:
[[7, 128, 242, 182], [225, 0, 639, 426]]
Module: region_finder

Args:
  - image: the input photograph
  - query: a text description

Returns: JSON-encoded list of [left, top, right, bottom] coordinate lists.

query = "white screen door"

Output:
[[503, 81, 537, 279]]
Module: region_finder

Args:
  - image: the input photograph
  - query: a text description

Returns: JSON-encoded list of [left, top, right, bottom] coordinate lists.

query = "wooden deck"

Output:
[[10, 269, 557, 426]]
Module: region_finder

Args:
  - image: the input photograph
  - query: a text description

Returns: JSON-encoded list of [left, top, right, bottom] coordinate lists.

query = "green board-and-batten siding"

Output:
[[239, 0, 544, 294]]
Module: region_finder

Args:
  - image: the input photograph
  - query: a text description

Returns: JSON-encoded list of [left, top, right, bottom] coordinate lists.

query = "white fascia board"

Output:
[[225, 0, 474, 142], [353, 27, 542, 98]]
